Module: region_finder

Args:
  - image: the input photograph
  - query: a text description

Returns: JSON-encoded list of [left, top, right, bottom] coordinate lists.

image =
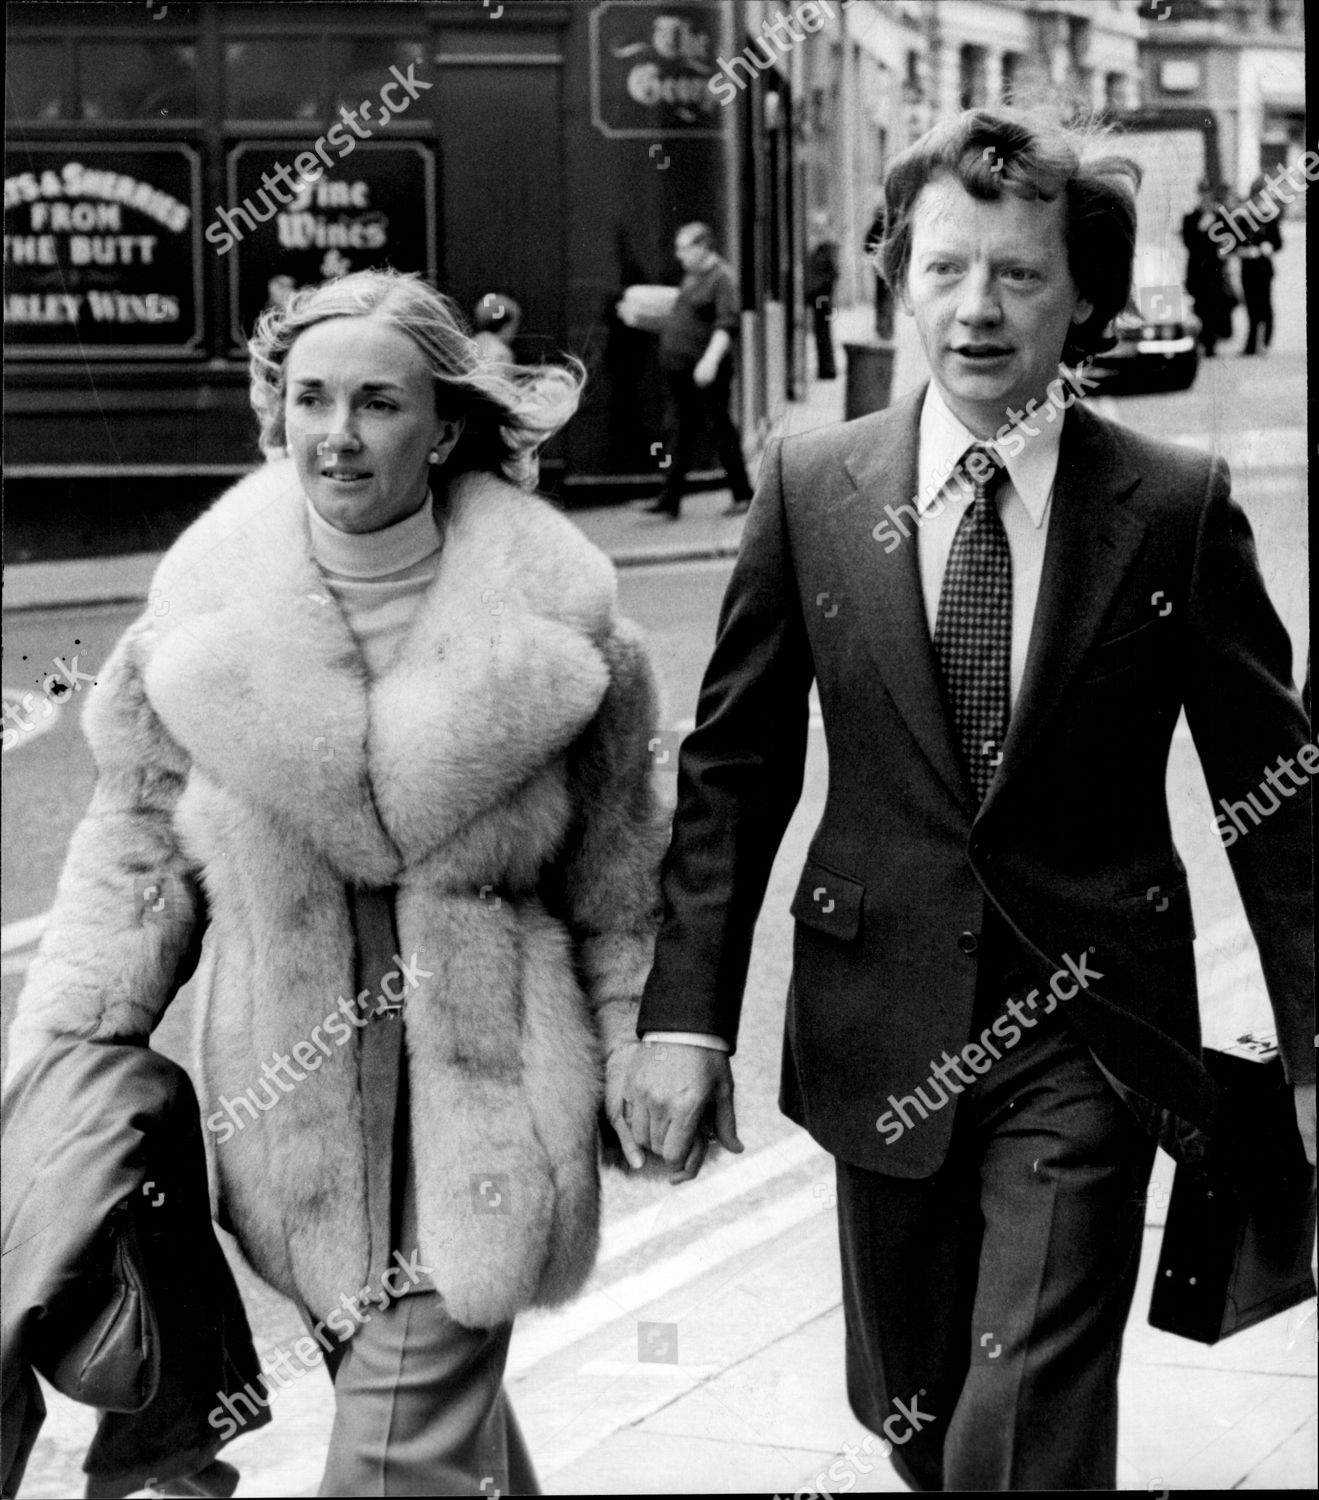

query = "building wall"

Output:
[[4, 1, 796, 495], [1235, 45, 1304, 196], [1137, 0, 1306, 209], [836, 0, 926, 303]]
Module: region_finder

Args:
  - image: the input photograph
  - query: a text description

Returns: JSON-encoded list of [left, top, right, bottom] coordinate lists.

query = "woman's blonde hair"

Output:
[[247, 268, 584, 489]]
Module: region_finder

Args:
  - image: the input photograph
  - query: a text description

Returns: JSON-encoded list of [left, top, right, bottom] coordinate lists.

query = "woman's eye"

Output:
[[294, 392, 323, 408]]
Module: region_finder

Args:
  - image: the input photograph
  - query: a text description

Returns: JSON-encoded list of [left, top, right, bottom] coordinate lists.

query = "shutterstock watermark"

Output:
[[870, 358, 1102, 555], [710, 1, 862, 107], [876, 949, 1103, 1145], [789, 1390, 936, 1496], [206, 1247, 432, 1440], [1208, 150, 1319, 258], [204, 62, 431, 255], [1211, 740, 1318, 848], [1, 653, 98, 752], [204, 951, 432, 1141]]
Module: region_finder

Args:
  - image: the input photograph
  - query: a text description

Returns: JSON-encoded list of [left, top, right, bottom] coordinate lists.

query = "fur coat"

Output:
[[7, 460, 669, 1329]]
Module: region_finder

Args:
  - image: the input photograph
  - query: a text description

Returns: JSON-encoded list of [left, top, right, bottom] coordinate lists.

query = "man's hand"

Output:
[[621, 1041, 742, 1183], [1294, 1081, 1316, 1166], [692, 354, 719, 388], [615, 299, 639, 329]]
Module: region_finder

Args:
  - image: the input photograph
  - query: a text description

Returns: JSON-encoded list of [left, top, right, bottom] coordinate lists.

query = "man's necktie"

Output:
[[933, 443, 1011, 805]]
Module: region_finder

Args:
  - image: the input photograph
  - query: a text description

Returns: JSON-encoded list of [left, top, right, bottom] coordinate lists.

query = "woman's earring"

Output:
[[428, 449, 441, 464]]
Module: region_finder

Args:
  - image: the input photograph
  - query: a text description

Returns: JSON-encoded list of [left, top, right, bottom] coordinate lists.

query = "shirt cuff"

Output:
[[642, 1030, 731, 1053]]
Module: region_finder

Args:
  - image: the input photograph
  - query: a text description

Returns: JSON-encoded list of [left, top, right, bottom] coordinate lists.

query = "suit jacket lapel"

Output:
[[837, 386, 973, 813], [979, 401, 1146, 819]]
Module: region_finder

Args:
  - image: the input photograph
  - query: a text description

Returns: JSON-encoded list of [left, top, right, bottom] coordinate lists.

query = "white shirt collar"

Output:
[[915, 381, 1063, 528]]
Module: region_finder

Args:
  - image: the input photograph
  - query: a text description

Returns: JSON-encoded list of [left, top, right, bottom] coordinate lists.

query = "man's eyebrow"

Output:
[[915, 245, 1044, 262]]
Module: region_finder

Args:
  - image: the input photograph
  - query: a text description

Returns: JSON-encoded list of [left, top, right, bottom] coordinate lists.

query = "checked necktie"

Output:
[[932, 442, 1011, 805]]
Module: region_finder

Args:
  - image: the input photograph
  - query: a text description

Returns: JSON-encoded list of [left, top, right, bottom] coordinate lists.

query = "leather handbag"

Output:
[[1148, 1031, 1317, 1344]]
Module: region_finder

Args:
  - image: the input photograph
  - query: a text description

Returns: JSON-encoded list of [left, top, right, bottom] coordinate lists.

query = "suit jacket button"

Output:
[[958, 931, 979, 955]]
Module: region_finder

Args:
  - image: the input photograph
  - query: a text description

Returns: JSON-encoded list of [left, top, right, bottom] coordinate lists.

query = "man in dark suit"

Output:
[[1181, 179, 1227, 357], [615, 109, 1314, 1490]]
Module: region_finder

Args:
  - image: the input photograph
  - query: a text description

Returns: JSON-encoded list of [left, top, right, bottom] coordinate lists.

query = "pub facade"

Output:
[[5, 0, 802, 534]]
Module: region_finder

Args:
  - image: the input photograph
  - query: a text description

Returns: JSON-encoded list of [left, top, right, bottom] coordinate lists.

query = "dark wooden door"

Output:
[[432, 64, 564, 359]]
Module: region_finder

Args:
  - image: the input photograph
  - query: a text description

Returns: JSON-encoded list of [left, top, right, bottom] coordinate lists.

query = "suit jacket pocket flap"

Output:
[[790, 860, 864, 941], [1079, 615, 1171, 684], [1117, 878, 1196, 949]]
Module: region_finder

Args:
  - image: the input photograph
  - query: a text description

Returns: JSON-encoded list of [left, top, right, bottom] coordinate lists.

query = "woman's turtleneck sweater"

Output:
[[305, 491, 443, 679], [305, 489, 443, 1265]]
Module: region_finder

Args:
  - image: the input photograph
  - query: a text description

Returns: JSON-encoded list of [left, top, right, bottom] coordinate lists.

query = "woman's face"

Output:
[[284, 315, 458, 533]]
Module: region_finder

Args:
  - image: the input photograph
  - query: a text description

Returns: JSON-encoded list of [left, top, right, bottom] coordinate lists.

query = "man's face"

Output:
[[899, 175, 1092, 436], [675, 231, 710, 272]]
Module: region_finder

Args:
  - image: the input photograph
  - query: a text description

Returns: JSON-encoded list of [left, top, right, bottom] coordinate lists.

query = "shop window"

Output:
[[78, 41, 198, 120], [6, 41, 68, 121], [959, 46, 987, 111], [224, 39, 321, 121], [325, 38, 432, 124]]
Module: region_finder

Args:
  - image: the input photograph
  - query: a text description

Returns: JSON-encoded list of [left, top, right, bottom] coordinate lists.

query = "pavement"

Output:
[[7, 307, 1317, 1496]]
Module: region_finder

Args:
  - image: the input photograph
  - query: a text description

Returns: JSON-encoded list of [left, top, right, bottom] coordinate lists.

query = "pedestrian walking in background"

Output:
[[806, 220, 840, 380], [618, 221, 754, 520], [4, 268, 669, 1497], [1234, 175, 1282, 356], [1181, 180, 1227, 357], [472, 290, 522, 365]]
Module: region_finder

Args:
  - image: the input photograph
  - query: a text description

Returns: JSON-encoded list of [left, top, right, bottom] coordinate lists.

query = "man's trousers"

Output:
[[834, 1007, 1157, 1490], [655, 363, 754, 515]]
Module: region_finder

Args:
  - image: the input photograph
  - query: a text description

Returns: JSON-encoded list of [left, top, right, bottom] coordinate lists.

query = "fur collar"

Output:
[[143, 461, 617, 881]]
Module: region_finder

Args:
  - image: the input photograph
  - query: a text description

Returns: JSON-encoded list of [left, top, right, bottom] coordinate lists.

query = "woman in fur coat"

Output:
[[5, 269, 669, 1495]]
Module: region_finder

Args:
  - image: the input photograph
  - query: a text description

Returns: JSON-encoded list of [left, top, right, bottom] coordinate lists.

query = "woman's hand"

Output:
[[604, 1040, 648, 1170], [621, 1038, 741, 1184]]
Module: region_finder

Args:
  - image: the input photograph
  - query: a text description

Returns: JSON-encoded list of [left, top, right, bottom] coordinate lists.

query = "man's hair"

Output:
[[678, 221, 716, 251], [875, 108, 1141, 363]]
